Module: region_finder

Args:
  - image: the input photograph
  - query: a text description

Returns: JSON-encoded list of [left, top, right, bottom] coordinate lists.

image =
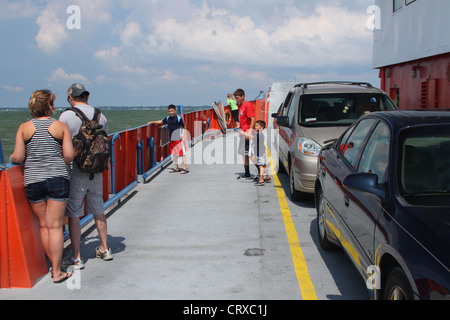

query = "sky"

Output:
[[0, 0, 378, 108]]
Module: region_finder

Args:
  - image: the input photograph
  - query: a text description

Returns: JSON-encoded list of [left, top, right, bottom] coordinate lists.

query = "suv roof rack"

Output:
[[294, 81, 373, 89]]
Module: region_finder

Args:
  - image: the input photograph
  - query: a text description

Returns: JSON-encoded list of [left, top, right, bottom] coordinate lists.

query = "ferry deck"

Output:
[[0, 84, 369, 300]]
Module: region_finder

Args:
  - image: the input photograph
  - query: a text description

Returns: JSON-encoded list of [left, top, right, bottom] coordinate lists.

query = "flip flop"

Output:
[[180, 169, 189, 174], [169, 168, 180, 173], [53, 272, 72, 284]]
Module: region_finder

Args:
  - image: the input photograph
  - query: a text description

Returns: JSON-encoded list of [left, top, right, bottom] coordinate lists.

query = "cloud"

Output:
[[121, 65, 152, 75], [0, 0, 40, 21], [35, 0, 113, 53], [231, 68, 268, 82], [6, 0, 377, 107], [102, 2, 372, 74], [94, 46, 122, 59], [35, 4, 68, 53], [3, 85, 24, 92], [47, 67, 89, 84], [267, 5, 372, 66], [75, 0, 377, 103], [35, 0, 373, 71], [120, 21, 143, 47]]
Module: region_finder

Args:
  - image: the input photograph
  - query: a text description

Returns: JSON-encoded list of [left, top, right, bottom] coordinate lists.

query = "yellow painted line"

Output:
[[267, 149, 317, 300]]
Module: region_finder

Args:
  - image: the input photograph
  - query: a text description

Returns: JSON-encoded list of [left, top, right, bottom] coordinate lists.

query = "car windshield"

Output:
[[399, 124, 450, 206], [299, 93, 396, 127]]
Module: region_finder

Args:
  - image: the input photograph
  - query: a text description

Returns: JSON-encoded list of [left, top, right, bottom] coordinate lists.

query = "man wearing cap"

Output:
[[59, 83, 113, 270]]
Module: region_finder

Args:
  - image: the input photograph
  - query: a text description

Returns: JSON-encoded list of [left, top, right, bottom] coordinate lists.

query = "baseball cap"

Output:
[[67, 83, 89, 97]]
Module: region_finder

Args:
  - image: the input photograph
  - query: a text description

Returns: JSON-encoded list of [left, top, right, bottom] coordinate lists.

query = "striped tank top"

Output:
[[23, 118, 70, 186]]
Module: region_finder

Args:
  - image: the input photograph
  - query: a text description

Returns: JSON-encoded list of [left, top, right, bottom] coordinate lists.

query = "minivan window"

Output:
[[298, 93, 396, 127], [286, 95, 296, 125], [281, 92, 294, 116]]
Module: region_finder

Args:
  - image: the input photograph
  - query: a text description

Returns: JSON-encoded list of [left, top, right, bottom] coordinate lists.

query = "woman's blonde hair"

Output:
[[28, 89, 55, 118]]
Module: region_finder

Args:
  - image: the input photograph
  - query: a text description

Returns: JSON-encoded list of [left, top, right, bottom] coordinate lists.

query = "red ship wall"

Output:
[[379, 52, 450, 110]]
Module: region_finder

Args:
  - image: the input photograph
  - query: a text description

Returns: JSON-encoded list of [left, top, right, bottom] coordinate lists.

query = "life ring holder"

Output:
[[225, 109, 232, 127]]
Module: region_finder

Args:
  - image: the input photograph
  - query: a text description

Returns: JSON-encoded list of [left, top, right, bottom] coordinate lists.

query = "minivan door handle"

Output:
[[344, 196, 350, 207]]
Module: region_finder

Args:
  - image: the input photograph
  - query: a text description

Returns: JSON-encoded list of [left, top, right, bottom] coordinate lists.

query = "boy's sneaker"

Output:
[[61, 256, 85, 270], [96, 247, 113, 261]]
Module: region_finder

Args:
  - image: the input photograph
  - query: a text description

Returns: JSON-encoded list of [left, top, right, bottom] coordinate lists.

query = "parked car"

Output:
[[315, 109, 450, 300], [272, 81, 397, 201]]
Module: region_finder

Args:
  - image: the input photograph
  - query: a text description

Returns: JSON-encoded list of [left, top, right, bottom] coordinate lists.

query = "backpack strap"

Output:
[[164, 115, 184, 139], [165, 115, 182, 124], [67, 107, 90, 123], [68, 107, 103, 127], [93, 108, 102, 122]]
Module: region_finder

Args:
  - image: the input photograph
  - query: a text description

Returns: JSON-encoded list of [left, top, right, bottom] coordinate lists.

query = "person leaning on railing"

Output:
[[10, 89, 75, 283]]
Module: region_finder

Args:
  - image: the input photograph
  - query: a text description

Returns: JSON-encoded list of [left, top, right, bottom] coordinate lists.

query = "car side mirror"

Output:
[[343, 172, 386, 198], [276, 116, 291, 127], [323, 138, 338, 146]]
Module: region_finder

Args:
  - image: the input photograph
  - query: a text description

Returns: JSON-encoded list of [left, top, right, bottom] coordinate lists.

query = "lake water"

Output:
[[0, 107, 206, 160]]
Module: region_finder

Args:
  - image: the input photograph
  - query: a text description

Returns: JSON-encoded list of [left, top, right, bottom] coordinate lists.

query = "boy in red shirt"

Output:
[[234, 88, 255, 179]]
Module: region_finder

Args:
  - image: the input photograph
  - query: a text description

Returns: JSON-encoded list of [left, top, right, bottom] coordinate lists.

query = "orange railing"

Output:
[[0, 95, 267, 288]]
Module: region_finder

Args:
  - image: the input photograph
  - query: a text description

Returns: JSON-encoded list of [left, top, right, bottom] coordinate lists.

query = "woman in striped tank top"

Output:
[[10, 89, 75, 283]]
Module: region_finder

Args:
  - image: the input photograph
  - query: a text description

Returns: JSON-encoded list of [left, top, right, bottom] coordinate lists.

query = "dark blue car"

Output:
[[315, 110, 450, 300]]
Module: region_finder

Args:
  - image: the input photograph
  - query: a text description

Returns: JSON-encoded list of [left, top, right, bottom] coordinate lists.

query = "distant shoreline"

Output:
[[0, 105, 210, 111]]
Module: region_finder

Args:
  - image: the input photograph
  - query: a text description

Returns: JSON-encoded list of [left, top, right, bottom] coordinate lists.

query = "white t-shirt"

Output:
[[59, 104, 108, 138]]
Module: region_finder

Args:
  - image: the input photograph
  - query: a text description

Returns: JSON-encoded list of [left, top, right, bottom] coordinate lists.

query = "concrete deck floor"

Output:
[[1, 132, 308, 300]]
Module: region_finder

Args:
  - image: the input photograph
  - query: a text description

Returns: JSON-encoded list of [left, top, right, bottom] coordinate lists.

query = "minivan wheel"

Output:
[[289, 161, 303, 201], [278, 157, 286, 174]]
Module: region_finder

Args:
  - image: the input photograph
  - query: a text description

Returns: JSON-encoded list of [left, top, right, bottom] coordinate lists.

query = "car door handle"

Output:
[[344, 196, 350, 207]]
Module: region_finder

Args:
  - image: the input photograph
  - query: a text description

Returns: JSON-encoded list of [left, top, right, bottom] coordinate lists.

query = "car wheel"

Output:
[[316, 188, 337, 251], [383, 267, 414, 300], [278, 157, 286, 174], [289, 161, 303, 201]]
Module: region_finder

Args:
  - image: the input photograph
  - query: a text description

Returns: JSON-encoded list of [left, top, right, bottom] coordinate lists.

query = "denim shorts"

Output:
[[25, 177, 70, 203]]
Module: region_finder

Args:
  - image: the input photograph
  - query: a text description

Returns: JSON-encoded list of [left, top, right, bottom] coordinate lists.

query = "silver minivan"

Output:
[[272, 81, 397, 201]]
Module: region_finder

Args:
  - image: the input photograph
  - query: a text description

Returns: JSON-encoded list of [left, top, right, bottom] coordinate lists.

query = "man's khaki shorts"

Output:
[[65, 166, 104, 218]]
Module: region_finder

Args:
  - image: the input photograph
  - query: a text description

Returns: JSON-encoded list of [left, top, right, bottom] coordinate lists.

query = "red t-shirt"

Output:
[[239, 101, 255, 131]]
